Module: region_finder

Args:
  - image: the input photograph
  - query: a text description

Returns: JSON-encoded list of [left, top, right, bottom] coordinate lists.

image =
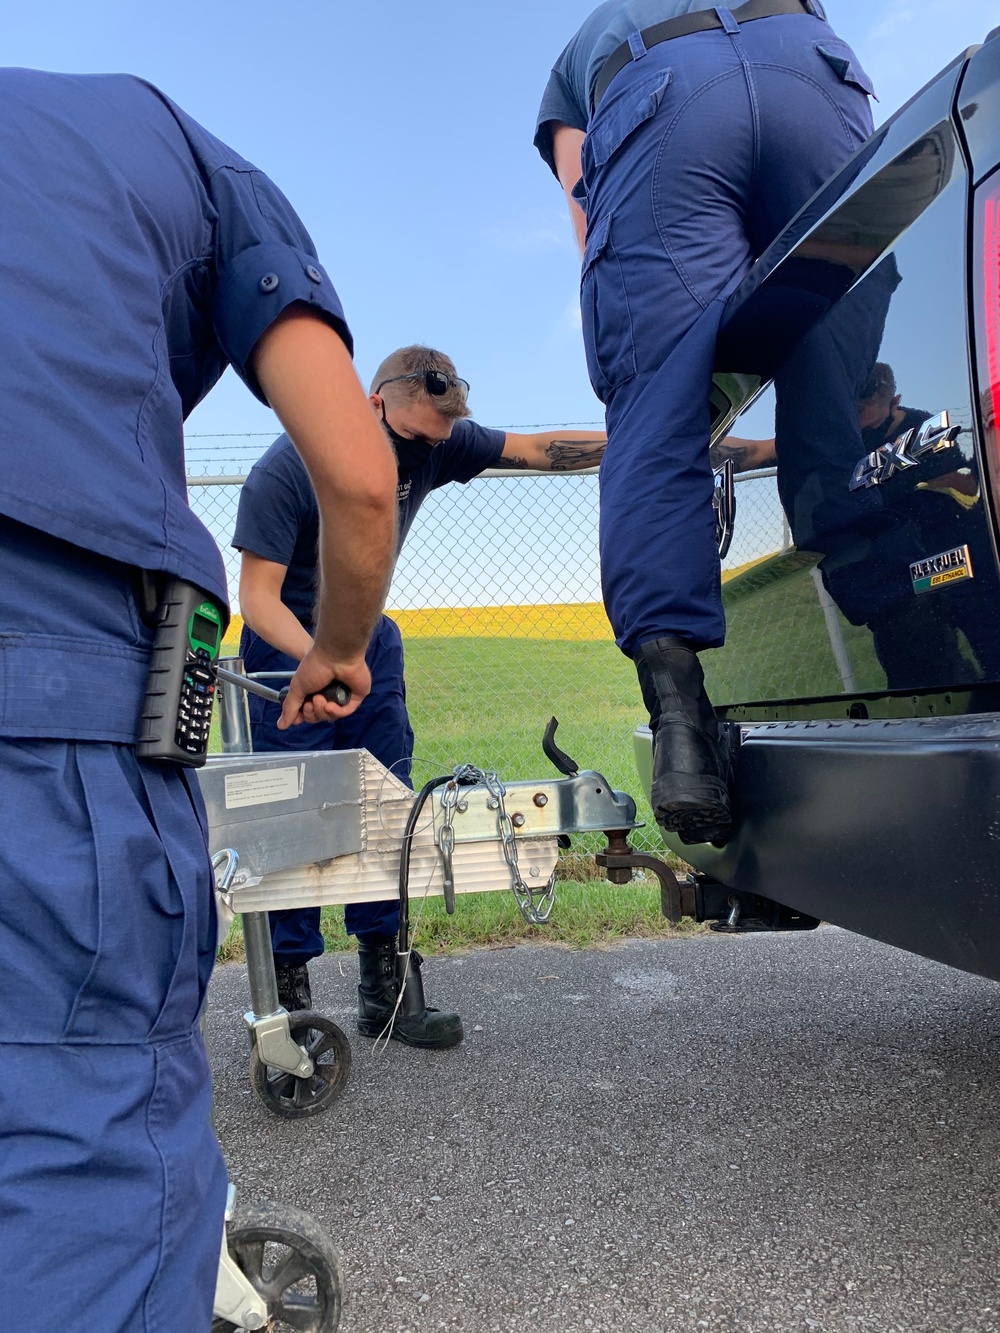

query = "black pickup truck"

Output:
[[633, 30, 1000, 983]]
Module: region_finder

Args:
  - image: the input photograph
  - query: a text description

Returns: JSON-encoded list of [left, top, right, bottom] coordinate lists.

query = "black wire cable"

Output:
[[397, 774, 452, 954]]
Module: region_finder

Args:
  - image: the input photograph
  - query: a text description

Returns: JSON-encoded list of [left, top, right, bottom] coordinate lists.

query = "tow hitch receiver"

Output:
[[597, 829, 686, 923], [697, 878, 822, 933], [596, 834, 821, 934]]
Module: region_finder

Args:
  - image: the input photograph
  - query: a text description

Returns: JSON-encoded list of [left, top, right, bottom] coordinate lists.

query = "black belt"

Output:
[[591, 0, 819, 112]]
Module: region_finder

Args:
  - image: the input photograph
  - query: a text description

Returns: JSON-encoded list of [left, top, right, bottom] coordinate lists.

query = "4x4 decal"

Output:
[[849, 410, 962, 491]]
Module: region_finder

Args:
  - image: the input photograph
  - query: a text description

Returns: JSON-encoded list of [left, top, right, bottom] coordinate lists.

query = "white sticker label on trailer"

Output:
[[224, 766, 301, 810]]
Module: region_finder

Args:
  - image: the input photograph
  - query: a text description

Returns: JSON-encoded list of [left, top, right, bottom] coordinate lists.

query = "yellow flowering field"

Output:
[[392, 602, 613, 641], [220, 554, 769, 655], [222, 602, 614, 653], [221, 560, 771, 654]]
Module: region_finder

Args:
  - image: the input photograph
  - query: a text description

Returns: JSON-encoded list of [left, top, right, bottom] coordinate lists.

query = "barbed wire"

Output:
[[184, 421, 605, 440]]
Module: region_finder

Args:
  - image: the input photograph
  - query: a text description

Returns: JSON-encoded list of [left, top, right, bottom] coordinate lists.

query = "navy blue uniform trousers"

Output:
[[0, 524, 226, 1332], [579, 10, 874, 656], [242, 615, 414, 963]]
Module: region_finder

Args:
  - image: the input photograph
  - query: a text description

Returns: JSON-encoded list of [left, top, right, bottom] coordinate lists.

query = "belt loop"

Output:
[[627, 29, 648, 62], [715, 6, 740, 35]]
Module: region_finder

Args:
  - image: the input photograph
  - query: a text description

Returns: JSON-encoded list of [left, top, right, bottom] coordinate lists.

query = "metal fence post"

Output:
[[217, 656, 253, 755], [810, 567, 857, 694]]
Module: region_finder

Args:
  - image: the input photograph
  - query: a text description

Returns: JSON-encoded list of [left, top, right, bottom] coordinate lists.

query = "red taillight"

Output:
[[983, 186, 1000, 439], [975, 169, 1000, 550]]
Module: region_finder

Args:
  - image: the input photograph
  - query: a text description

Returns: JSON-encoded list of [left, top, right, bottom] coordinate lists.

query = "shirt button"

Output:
[[259, 273, 280, 293], [306, 264, 323, 284]]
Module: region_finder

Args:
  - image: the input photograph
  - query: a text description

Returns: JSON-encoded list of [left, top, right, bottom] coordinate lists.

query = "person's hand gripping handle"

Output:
[[278, 680, 350, 708], [278, 647, 369, 729]]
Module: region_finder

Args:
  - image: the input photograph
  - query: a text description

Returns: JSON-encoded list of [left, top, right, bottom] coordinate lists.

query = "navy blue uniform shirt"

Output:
[[233, 422, 506, 626], [0, 69, 350, 739], [534, 0, 720, 173], [0, 68, 350, 608]]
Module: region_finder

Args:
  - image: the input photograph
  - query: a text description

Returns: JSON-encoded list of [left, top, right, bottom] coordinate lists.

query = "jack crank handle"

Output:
[[278, 680, 351, 708], [215, 667, 351, 708]]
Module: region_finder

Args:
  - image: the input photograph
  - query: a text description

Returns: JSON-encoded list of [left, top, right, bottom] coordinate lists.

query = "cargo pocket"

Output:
[[815, 40, 876, 98], [580, 211, 637, 402], [587, 67, 673, 169]]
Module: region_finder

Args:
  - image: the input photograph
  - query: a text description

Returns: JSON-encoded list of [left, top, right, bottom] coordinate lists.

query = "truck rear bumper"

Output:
[[635, 715, 1000, 980]]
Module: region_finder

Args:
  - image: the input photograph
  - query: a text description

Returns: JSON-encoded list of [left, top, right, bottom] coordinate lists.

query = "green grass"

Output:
[[211, 637, 693, 959], [401, 636, 651, 829], [210, 636, 660, 842], [214, 637, 648, 796]]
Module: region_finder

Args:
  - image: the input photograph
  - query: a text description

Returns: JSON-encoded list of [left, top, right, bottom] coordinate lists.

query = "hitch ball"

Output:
[[602, 829, 635, 885]]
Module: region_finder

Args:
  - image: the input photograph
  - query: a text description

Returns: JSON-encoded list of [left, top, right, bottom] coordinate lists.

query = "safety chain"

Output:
[[439, 764, 557, 926], [438, 778, 460, 913]]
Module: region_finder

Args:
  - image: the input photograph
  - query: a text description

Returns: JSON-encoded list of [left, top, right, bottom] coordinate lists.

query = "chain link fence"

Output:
[[188, 462, 791, 851]]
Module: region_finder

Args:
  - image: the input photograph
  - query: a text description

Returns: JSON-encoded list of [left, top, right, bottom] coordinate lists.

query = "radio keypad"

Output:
[[174, 648, 217, 756]]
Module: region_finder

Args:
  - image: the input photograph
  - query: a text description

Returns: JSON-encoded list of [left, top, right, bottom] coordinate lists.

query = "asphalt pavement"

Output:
[[206, 926, 1000, 1333]]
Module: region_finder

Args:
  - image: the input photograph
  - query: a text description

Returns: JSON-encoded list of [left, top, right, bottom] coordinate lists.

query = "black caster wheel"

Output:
[[212, 1199, 343, 1333], [249, 1011, 351, 1119]]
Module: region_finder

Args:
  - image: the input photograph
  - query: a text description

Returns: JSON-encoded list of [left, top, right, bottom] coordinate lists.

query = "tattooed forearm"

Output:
[[709, 436, 776, 473], [504, 455, 530, 469], [543, 438, 607, 471], [709, 440, 753, 471]]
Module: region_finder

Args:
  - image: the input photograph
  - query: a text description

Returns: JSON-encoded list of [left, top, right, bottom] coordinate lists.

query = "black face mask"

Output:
[[382, 405, 437, 474], [860, 408, 895, 449]]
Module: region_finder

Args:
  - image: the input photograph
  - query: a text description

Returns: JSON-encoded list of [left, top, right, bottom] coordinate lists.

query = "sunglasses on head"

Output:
[[374, 369, 470, 398]]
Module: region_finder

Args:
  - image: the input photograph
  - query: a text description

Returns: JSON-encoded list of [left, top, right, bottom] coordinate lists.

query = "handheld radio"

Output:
[[137, 578, 227, 768]]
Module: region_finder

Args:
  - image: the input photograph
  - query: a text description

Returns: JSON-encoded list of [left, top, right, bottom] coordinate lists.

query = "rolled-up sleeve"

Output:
[[213, 234, 350, 399], [205, 160, 352, 402]]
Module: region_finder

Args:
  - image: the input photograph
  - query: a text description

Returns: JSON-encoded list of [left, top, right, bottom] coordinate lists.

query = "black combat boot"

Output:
[[356, 935, 464, 1049], [274, 961, 312, 1013], [635, 636, 733, 846]]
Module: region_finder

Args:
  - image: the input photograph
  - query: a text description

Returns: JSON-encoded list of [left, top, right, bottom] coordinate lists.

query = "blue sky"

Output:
[[5, 0, 998, 460]]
